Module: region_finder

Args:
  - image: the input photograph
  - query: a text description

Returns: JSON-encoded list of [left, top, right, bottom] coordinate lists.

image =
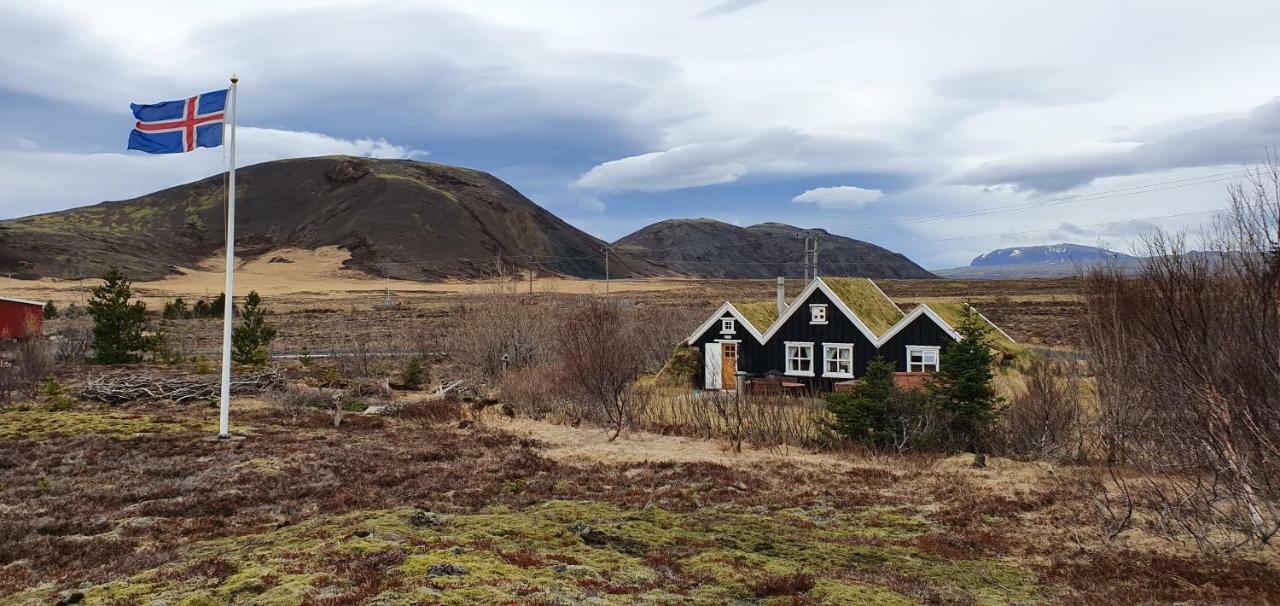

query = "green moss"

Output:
[[928, 302, 1026, 359], [821, 277, 905, 338], [0, 410, 210, 440], [65, 501, 1047, 605], [736, 300, 780, 333], [812, 579, 916, 605], [656, 344, 699, 387]]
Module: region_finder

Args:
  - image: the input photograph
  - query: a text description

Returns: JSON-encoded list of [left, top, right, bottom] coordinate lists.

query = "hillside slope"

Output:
[[613, 219, 935, 279], [936, 243, 1139, 278], [0, 156, 662, 281]]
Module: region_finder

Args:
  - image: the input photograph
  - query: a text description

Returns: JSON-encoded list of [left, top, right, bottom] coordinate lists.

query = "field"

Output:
[[5, 398, 1278, 605], [4, 257, 1275, 605]]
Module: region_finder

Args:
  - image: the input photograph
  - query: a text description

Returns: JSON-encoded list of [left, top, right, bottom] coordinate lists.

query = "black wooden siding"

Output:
[[875, 312, 954, 372], [691, 298, 960, 392], [691, 310, 764, 388], [757, 288, 879, 392]]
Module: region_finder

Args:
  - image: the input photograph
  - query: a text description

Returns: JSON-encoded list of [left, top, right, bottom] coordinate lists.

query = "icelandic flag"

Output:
[[128, 89, 228, 154]]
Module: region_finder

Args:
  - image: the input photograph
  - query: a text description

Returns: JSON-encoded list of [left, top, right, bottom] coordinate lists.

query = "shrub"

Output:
[[925, 304, 1001, 451], [400, 357, 427, 390], [231, 291, 277, 365], [88, 267, 148, 364], [555, 301, 653, 440], [998, 357, 1086, 461], [396, 399, 465, 428], [748, 572, 815, 597], [42, 301, 57, 320], [825, 356, 936, 452]]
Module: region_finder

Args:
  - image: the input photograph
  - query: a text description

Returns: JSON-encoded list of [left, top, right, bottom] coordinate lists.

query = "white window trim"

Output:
[[784, 341, 815, 377], [906, 345, 941, 373], [809, 304, 828, 325], [720, 317, 735, 334], [822, 342, 855, 379]]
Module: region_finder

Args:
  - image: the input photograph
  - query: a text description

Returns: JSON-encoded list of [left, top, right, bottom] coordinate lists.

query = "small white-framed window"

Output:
[[906, 345, 941, 372], [720, 318, 735, 333], [785, 341, 815, 376], [809, 304, 828, 324], [823, 343, 854, 378]]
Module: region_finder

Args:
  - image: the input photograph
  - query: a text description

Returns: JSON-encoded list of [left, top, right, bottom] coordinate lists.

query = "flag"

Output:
[[128, 89, 228, 154]]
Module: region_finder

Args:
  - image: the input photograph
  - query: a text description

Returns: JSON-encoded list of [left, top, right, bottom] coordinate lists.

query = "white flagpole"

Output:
[[217, 74, 239, 439]]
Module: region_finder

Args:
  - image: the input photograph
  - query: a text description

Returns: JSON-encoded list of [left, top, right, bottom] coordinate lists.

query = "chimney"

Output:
[[776, 277, 786, 315]]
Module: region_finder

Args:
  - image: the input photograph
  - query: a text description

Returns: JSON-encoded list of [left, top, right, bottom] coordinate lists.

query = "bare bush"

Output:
[[499, 362, 567, 419], [641, 391, 833, 451], [998, 357, 1087, 462], [396, 398, 466, 429], [332, 333, 394, 380], [452, 295, 558, 377], [1080, 160, 1280, 551], [267, 384, 339, 422], [555, 300, 654, 440], [53, 319, 93, 365], [628, 304, 706, 374], [14, 335, 54, 399]]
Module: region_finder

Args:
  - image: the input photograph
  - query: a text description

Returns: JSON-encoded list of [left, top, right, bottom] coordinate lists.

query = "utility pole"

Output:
[[810, 231, 823, 279], [528, 262, 535, 294], [604, 247, 611, 294]]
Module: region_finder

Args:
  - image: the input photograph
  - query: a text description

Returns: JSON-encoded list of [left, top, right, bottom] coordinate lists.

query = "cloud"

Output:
[[792, 185, 884, 209], [573, 129, 915, 192], [0, 127, 421, 219], [932, 67, 1114, 106], [949, 96, 1280, 192], [699, 0, 766, 18]]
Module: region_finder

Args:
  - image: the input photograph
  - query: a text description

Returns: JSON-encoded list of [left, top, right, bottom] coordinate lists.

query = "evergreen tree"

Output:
[[210, 293, 230, 318], [927, 303, 1001, 451], [193, 299, 210, 318], [231, 290, 276, 365], [400, 356, 428, 389], [42, 301, 58, 319], [88, 268, 148, 364], [824, 356, 931, 451]]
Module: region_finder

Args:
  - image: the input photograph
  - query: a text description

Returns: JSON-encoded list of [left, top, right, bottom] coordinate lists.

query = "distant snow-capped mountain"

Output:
[[970, 243, 1137, 267]]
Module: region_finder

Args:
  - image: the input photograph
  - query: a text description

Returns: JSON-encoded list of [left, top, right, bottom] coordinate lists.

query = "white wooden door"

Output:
[[704, 342, 722, 390]]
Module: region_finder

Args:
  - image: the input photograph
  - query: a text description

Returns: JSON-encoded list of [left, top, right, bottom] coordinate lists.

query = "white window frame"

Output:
[[809, 304, 828, 324], [906, 345, 941, 373], [784, 341, 815, 377], [720, 317, 735, 334], [822, 343, 854, 378]]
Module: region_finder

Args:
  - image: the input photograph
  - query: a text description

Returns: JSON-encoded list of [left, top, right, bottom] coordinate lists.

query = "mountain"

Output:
[[935, 243, 1139, 278], [0, 156, 663, 281], [613, 219, 936, 279]]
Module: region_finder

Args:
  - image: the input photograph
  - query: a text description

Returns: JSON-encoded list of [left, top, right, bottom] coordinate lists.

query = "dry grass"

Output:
[[0, 399, 1277, 604]]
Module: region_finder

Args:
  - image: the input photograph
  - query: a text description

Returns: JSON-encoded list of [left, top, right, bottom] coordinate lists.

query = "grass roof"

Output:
[[928, 302, 1025, 356], [734, 301, 779, 333], [820, 277, 904, 338]]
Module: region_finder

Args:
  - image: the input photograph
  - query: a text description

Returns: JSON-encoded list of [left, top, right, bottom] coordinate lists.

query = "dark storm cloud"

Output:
[[949, 96, 1280, 192]]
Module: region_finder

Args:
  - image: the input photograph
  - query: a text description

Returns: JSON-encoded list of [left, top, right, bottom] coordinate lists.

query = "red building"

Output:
[[0, 297, 44, 340]]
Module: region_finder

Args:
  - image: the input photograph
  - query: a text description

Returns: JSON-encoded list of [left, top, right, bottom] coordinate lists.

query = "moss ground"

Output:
[[2, 401, 1276, 605]]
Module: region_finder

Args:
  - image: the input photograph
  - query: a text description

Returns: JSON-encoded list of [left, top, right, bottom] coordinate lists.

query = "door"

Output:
[[721, 343, 737, 390], [704, 342, 722, 390]]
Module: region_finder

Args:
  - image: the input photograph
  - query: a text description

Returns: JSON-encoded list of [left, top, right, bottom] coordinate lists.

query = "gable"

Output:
[[686, 302, 765, 345]]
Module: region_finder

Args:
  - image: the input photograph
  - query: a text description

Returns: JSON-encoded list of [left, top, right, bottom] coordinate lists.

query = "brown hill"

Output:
[[0, 156, 663, 281], [613, 219, 935, 279]]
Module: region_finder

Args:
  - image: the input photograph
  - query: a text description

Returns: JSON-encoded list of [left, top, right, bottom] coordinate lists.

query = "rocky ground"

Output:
[[2, 398, 1277, 605]]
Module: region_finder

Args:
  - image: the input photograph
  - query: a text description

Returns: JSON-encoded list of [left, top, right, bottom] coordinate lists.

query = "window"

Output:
[[785, 341, 814, 376], [906, 345, 940, 372], [823, 343, 854, 378], [809, 304, 827, 324], [720, 318, 735, 333]]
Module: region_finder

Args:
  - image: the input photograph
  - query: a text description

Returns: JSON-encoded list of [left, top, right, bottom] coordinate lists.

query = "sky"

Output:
[[1, 1, 1278, 269]]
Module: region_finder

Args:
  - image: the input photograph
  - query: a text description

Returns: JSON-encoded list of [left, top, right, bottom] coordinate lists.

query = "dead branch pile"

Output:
[[80, 367, 286, 404]]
